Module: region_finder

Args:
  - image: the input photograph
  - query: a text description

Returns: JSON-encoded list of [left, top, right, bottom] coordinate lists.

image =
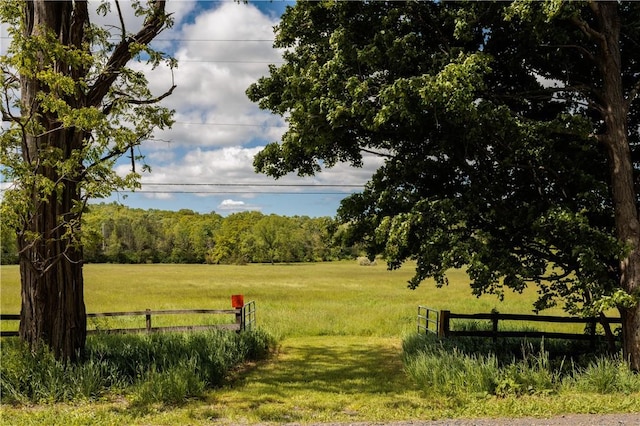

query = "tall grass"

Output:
[[0, 329, 274, 406], [403, 333, 640, 398]]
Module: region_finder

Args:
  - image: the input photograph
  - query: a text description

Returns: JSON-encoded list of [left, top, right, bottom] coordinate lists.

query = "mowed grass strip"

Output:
[[208, 335, 431, 424]]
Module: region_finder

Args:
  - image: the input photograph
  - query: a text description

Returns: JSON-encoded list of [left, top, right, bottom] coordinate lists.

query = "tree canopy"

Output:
[[248, 1, 640, 367]]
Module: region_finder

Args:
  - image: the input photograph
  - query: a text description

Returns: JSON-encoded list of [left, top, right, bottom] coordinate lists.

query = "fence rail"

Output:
[[417, 306, 621, 344], [1, 301, 256, 337]]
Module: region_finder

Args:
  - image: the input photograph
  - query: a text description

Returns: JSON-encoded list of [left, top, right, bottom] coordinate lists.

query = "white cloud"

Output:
[[138, 1, 284, 151], [217, 198, 261, 213]]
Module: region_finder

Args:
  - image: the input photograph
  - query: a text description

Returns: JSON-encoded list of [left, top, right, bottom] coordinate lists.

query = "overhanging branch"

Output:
[[87, 0, 168, 108]]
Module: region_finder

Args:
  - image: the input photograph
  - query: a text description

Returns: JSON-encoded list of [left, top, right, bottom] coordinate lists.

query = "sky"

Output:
[[0, 1, 385, 218], [0, 0, 385, 218]]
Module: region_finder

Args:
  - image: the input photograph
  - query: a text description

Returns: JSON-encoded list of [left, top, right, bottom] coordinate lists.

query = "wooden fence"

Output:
[[0, 300, 257, 337], [418, 306, 621, 344]]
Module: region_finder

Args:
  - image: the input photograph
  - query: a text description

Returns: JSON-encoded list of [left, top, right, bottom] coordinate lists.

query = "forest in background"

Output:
[[0, 203, 360, 265]]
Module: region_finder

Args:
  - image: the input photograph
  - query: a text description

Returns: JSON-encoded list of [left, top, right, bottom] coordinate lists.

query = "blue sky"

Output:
[[101, 0, 383, 217], [0, 1, 384, 218]]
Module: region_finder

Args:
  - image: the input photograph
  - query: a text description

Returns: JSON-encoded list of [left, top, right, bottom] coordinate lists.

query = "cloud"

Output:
[[139, 1, 285, 151], [217, 198, 261, 213], [132, 146, 384, 197], [4, 1, 387, 217]]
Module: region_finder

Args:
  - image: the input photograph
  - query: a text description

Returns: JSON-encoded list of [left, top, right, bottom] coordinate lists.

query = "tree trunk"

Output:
[[14, 0, 169, 361], [17, 1, 88, 362], [18, 178, 87, 362], [594, 3, 640, 370]]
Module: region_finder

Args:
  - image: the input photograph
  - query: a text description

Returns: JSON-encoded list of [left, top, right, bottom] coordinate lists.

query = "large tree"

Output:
[[0, 0, 174, 361], [247, 1, 640, 367]]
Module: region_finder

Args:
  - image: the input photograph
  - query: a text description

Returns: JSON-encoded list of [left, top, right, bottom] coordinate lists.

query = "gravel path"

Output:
[[279, 413, 640, 425]]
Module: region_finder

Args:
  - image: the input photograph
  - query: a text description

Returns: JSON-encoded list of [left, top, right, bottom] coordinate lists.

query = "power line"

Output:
[[121, 190, 357, 195], [139, 183, 363, 187], [177, 59, 284, 64], [171, 122, 286, 128], [152, 39, 275, 42]]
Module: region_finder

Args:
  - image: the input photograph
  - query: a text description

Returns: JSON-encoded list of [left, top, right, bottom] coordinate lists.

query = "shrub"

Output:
[[356, 256, 377, 266]]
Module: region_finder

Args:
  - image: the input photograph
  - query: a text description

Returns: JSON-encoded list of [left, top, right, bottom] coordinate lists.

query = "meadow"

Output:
[[1, 262, 639, 425], [0, 261, 579, 338]]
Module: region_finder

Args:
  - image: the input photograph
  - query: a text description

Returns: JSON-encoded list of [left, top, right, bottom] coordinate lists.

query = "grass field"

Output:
[[1, 262, 638, 425], [0, 262, 579, 337]]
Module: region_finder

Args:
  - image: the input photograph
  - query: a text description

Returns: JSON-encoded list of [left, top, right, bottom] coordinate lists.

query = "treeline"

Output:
[[1, 203, 360, 265]]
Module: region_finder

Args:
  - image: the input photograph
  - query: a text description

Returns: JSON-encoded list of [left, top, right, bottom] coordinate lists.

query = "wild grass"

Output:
[[0, 330, 273, 406], [402, 333, 640, 400]]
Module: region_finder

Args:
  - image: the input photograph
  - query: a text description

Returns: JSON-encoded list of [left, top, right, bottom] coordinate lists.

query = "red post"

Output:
[[232, 295, 244, 332]]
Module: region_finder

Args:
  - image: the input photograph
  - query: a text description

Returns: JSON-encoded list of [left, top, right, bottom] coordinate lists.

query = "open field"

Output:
[[0, 262, 582, 337], [2, 262, 638, 425]]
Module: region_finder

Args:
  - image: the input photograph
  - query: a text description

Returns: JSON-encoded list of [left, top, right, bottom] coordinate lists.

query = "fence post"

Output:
[[492, 310, 499, 344], [439, 310, 450, 338], [237, 306, 244, 332], [231, 295, 244, 332], [145, 309, 152, 333], [589, 317, 597, 350]]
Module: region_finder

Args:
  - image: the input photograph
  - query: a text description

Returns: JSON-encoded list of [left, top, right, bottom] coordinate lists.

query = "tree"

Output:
[[247, 1, 640, 367], [0, 1, 174, 361], [207, 211, 263, 264]]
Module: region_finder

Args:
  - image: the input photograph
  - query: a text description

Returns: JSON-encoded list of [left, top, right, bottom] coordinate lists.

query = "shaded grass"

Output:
[[209, 336, 424, 423]]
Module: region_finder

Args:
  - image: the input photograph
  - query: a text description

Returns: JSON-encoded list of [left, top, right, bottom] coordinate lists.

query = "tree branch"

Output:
[[112, 84, 176, 106], [114, 0, 127, 42], [359, 146, 393, 158], [87, 0, 168, 108], [543, 43, 595, 64], [570, 6, 605, 43]]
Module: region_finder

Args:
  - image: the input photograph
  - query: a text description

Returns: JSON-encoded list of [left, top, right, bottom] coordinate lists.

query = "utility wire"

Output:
[[121, 190, 357, 195], [139, 183, 363, 187], [168, 122, 286, 128]]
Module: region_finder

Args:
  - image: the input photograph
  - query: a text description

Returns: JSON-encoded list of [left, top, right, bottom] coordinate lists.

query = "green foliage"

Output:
[[31, 203, 349, 265], [0, 329, 274, 406], [247, 0, 640, 320]]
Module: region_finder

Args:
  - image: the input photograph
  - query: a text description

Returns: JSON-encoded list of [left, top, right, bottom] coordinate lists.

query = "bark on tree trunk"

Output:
[[18, 200, 87, 362], [594, 2, 640, 370], [17, 0, 88, 362], [17, 124, 88, 361]]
